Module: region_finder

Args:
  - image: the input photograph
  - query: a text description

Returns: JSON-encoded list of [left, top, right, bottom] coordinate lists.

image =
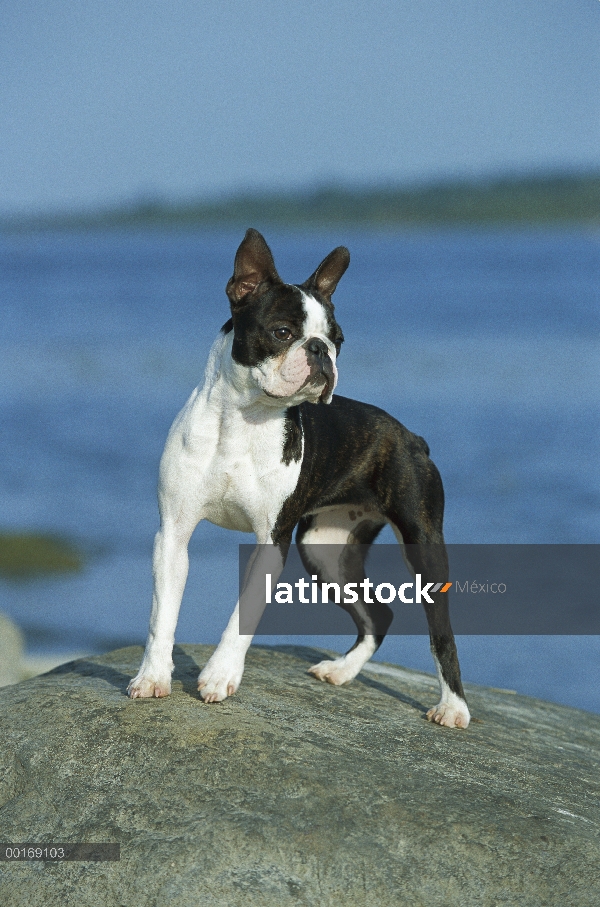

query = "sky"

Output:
[[1, 0, 598, 215]]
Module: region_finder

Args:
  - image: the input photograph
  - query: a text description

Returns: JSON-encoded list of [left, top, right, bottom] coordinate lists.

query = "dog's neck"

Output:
[[199, 329, 290, 423]]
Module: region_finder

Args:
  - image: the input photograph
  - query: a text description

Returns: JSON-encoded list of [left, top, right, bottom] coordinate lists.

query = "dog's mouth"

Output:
[[316, 373, 331, 402], [309, 362, 335, 403]]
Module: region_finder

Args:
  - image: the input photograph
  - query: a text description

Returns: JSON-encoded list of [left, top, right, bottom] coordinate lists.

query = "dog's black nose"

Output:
[[305, 338, 329, 359]]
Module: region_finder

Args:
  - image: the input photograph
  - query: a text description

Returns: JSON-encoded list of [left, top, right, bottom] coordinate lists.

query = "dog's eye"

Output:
[[273, 328, 292, 341]]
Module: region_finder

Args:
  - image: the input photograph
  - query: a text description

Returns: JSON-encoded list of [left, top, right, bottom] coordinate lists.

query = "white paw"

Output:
[[308, 657, 356, 686], [127, 673, 172, 699], [197, 654, 244, 703], [426, 699, 471, 729]]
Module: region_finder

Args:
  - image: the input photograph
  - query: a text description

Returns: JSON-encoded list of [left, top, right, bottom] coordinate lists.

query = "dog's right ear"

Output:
[[226, 229, 281, 306]]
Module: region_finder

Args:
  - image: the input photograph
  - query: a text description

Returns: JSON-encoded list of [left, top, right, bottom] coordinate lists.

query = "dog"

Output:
[[128, 229, 470, 728]]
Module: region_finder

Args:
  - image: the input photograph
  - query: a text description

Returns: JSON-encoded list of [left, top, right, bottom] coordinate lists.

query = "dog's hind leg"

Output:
[[386, 451, 471, 728], [297, 507, 391, 686], [402, 535, 470, 728]]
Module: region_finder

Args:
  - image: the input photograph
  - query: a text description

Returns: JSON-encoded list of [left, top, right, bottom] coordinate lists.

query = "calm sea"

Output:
[[1, 228, 599, 711]]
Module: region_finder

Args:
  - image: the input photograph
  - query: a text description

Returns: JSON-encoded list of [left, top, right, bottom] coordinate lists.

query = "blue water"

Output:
[[1, 228, 599, 712]]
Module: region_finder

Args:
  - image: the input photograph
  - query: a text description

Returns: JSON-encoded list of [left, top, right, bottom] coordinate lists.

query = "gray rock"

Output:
[[0, 644, 599, 907], [0, 612, 24, 687]]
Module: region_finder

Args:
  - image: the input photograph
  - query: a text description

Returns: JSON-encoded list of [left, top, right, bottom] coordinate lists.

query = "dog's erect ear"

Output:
[[302, 246, 350, 302], [226, 229, 281, 305]]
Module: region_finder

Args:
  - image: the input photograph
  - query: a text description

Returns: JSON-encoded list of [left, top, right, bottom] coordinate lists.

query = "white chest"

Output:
[[159, 381, 303, 537], [205, 411, 299, 531]]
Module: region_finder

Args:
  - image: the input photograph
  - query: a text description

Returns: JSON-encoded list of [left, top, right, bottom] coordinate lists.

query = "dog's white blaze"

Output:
[[300, 291, 338, 402], [301, 291, 332, 340]]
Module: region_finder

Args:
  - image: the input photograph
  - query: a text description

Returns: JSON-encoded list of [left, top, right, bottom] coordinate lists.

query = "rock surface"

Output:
[[0, 644, 599, 907]]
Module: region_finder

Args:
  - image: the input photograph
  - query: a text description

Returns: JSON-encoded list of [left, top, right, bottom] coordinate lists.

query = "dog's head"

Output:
[[225, 229, 349, 406]]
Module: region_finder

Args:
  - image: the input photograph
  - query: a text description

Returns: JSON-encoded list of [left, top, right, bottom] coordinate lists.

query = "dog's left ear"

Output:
[[226, 228, 282, 306], [302, 246, 350, 302]]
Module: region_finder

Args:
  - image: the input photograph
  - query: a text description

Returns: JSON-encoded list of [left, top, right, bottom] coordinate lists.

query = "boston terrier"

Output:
[[128, 229, 470, 729]]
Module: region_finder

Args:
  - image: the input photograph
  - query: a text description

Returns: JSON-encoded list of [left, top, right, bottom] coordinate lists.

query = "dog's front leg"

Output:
[[198, 538, 289, 702], [128, 522, 191, 698]]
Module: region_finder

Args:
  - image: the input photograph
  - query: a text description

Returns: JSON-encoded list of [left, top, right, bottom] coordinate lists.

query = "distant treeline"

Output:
[[4, 171, 600, 231]]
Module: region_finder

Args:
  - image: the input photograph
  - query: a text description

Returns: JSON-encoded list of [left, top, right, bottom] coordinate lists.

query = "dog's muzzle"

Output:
[[304, 338, 336, 402]]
